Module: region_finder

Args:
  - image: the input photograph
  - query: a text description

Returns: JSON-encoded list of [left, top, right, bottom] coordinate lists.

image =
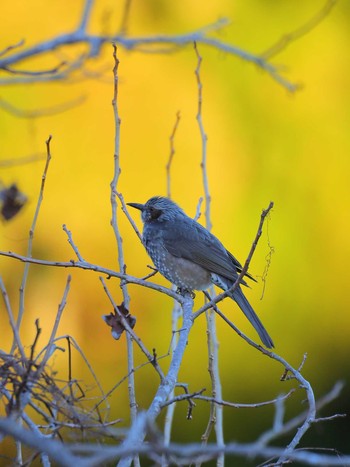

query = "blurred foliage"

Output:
[[1, 0, 349, 462]]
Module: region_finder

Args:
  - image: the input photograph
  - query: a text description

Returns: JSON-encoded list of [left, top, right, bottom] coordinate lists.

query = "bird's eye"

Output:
[[149, 207, 162, 220]]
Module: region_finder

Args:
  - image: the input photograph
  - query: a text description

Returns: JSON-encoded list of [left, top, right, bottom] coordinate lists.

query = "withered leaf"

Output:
[[103, 302, 136, 340]]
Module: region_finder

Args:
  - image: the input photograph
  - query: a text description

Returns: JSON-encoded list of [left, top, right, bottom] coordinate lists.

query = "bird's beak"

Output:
[[127, 202, 145, 211]]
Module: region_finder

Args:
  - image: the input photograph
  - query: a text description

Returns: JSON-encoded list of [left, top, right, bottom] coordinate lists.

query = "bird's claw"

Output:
[[176, 287, 196, 299]]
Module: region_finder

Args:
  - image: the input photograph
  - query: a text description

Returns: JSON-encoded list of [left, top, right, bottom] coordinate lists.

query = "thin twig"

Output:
[[100, 277, 165, 381], [79, 0, 94, 32], [2, 62, 66, 76], [163, 389, 295, 410], [212, 303, 317, 464], [90, 348, 171, 415], [260, 210, 274, 300], [110, 44, 139, 467], [0, 250, 182, 301], [194, 42, 210, 231], [119, 0, 133, 36], [0, 95, 86, 118], [37, 276, 71, 370], [194, 41, 224, 467], [63, 225, 85, 261], [260, 0, 338, 59], [257, 381, 344, 448], [141, 266, 158, 280], [0, 39, 25, 58], [110, 45, 127, 301], [116, 192, 142, 241], [0, 17, 298, 90], [12, 136, 53, 355], [164, 115, 183, 464], [0, 153, 46, 167], [0, 277, 25, 361], [49, 334, 109, 416], [193, 202, 274, 320], [166, 111, 181, 198]]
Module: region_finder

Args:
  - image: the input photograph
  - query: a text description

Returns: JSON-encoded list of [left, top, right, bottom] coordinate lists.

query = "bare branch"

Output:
[[0, 277, 25, 360], [0, 153, 46, 167], [257, 381, 345, 447], [11, 136, 53, 355], [0, 95, 86, 118], [166, 111, 181, 198], [110, 45, 129, 305], [0, 39, 25, 58], [163, 295, 182, 463], [109, 45, 139, 466], [193, 202, 274, 319], [163, 389, 295, 410], [0, 417, 83, 467], [100, 277, 165, 381], [194, 42, 210, 231], [117, 294, 195, 467], [0, 4, 345, 464], [79, 0, 94, 32], [63, 225, 85, 261], [36, 276, 71, 370], [194, 41, 224, 467], [2, 62, 66, 76], [0, 250, 182, 301], [259, 210, 274, 300], [0, 19, 299, 90], [3, 415, 350, 466], [119, 0, 133, 36], [193, 197, 203, 221], [260, 0, 338, 60], [116, 191, 142, 241]]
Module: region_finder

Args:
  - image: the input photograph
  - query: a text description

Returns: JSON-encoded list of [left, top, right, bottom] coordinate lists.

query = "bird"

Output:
[[127, 196, 274, 348]]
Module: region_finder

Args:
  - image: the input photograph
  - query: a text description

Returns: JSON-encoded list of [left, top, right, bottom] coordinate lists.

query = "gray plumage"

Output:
[[128, 196, 274, 348]]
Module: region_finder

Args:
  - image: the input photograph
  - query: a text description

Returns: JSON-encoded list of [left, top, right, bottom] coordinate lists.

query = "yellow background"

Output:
[[1, 0, 349, 459]]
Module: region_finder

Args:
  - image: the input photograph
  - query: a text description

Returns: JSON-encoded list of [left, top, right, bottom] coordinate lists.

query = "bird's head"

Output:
[[127, 196, 185, 223]]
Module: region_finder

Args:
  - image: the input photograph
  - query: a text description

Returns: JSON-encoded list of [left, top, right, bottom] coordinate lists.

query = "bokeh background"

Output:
[[1, 0, 349, 464]]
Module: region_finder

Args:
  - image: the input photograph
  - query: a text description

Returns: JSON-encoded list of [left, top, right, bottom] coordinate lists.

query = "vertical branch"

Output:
[[164, 113, 182, 462], [78, 0, 94, 32], [164, 114, 181, 462], [194, 42, 211, 231], [194, 41, 224, 467], [15, 438, 23, 466], [118, 295, 194, 467], [12, 136, 52, 355], [162, 299, 182, 467], [0, 277, 25, 360], [110, 44, 139, 467], [166, 111, 181, 198], [119, 0, 133, 35], [259, 210, 274, 299], [111, 46, 128, 305], [37, 275, 71, 371]]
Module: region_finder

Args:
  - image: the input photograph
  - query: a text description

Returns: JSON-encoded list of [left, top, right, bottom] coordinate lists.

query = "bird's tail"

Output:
[[231, 287, 274, 348]]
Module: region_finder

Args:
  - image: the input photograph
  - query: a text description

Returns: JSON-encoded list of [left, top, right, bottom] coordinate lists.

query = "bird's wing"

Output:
[[162, 219, 252, 283]]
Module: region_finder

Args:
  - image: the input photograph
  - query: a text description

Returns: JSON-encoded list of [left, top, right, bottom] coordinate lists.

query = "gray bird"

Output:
[[128, 196, 274, 348]]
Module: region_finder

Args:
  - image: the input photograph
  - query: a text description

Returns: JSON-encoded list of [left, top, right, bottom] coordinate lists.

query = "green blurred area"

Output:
[[1, 0, 349, 463]]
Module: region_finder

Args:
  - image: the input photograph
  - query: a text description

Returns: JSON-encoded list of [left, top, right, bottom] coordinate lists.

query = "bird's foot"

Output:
[[176, 287, 196, 299]]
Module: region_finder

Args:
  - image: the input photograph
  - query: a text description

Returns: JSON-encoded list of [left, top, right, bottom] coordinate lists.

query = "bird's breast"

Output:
[[143, 234, 211, 291]]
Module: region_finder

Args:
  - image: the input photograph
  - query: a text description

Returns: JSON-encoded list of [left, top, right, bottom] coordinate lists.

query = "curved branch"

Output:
[[0, 249, 181, 302], [0, 21, 297, 90]]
